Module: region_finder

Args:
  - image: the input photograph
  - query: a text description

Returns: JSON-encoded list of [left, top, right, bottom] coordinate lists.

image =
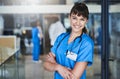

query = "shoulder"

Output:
[[56, 32, 69, 41], [82, 33, 94, 47], [57, 32, 68, 38]]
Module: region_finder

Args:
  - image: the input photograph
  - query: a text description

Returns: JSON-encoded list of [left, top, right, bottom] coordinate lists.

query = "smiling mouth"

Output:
[[74, 25, 82, 29]]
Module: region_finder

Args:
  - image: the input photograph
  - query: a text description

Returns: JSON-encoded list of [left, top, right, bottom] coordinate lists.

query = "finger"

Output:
[[69, 74, 74, 79], [64, 75, 68, 79], [48, 52, 51, 56], [66, 71, 74, 79], [46, 54, 50, 58], [48, 52, 53, 57], [46, 54, 52, 61], [64, 72, 70, 79], [67, 75, 71, 79], [68, 73, 73, 79], [48, 53, 52, 57], [49, 52, 54, 57], [69, 73, 75, 79], [66, 74, 72, 79]]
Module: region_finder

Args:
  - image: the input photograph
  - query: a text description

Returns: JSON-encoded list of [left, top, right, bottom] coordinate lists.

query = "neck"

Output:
[[71, 31, 83, 37], [68, 31, 82, 43]]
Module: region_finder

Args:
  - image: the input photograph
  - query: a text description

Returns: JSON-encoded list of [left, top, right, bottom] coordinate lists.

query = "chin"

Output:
[[72, 30, 81, 33]]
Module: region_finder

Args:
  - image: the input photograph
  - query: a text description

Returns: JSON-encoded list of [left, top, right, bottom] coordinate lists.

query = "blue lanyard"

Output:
[[66, 33, 82, 56]]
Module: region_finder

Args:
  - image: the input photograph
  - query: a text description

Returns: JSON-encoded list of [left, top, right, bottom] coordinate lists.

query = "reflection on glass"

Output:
[[109, 13, 120, 79]]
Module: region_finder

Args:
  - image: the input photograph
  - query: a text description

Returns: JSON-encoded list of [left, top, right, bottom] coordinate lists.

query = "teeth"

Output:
[[75, 26, 80, 28]]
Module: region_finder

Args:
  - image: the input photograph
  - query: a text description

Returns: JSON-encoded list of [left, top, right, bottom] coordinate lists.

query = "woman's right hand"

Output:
[[46, 52, 56, 63], [55, 64, 74, 79]]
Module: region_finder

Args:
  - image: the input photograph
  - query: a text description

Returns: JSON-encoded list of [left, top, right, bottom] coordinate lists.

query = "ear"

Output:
[[86, 19, 88, 23]]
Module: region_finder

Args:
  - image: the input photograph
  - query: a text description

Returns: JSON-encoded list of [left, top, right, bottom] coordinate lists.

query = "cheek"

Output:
[[70, 19, 74, 25], [82, 21, 86, 26]]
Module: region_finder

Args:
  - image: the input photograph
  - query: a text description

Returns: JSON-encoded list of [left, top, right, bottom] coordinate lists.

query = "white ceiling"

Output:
[[0, 4, 120, 14]]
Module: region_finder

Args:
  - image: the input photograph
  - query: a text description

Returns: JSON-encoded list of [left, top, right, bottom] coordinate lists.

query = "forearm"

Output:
[[43, 61, 58, 72], [43, 52, 74, 79], [70, 62, 87, 79]]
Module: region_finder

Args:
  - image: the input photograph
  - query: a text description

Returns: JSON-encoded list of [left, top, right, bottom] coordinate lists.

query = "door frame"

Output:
[[101, 0, 109, 79]]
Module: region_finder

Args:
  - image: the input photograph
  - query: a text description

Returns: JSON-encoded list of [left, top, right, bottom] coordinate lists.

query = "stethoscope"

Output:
[[56, 32, 83, 56]]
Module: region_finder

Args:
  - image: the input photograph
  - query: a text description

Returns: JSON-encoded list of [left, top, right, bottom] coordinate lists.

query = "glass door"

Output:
[[101, 0, 120, 79], [108, 1, 120, 79]]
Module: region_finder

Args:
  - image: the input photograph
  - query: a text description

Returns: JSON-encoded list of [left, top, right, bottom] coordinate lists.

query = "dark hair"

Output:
[[70, 2, 89, 19], [70, 2, 89, 33]]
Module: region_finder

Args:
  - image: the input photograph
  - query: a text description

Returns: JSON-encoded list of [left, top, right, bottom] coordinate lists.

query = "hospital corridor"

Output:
[[0, 0, 120, 79]]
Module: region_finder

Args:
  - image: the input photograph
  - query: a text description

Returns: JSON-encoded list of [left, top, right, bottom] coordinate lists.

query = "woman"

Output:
[[43, 2, 94, 79]]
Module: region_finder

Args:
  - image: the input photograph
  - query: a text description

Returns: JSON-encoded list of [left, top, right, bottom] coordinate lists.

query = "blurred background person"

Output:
[[36, 21, 43, 45], [32, 20, 43, 63], [49, 19, 66, 46]]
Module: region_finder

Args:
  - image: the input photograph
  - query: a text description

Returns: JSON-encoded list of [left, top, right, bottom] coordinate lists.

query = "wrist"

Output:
[[54, 63, 60, 72]]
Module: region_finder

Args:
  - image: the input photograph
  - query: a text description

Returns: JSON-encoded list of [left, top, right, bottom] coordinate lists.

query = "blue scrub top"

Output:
[[51, 32, 94, 79]]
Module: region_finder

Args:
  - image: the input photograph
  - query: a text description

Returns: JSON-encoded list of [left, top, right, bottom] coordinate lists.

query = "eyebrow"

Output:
[[71, 14, 84, 18]]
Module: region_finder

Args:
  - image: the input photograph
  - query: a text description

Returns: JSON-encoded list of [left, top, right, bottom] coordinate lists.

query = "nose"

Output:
[[76, 20, 80, 26]]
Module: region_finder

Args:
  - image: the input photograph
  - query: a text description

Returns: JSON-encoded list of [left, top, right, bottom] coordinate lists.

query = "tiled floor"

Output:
[[25, 55, 54, 79], [25, 54, 101, 79]]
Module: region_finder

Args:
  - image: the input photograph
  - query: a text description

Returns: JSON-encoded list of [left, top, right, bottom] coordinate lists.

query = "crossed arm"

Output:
[[43, 52, 87, 79]]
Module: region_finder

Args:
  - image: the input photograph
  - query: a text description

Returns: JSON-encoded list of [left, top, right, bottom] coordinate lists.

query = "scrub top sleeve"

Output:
[[76, 40, 94, 66], [51, 33, 66, 55]]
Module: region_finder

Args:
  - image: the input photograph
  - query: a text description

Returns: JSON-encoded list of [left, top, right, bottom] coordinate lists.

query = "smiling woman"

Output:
[[43, 2, 94, 79]]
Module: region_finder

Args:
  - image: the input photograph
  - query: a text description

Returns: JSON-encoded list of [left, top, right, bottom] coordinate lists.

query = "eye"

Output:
[[81, 18, 85, 21], [72, 16, 77, 19], [71, 15, 77, 19], [80, 18, 86, 21]]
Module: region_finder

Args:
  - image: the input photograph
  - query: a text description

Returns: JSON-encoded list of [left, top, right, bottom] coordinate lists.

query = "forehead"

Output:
[[71, 14, 86, 19]]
